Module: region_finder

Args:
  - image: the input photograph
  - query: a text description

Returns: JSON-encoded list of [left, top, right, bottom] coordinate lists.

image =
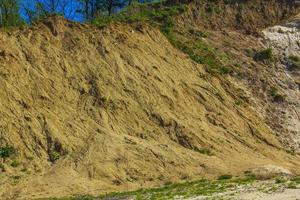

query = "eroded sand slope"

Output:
[[0, 16, 300, 199]]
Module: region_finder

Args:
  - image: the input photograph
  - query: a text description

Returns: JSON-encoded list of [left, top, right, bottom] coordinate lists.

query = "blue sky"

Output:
[[19, 0, 158, 23], [20, 0, 84, 22]]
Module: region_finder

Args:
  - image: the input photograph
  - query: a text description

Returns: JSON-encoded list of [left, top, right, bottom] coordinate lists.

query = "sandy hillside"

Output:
[[172, 0, 300, 151], [0, 1, 299, 199]]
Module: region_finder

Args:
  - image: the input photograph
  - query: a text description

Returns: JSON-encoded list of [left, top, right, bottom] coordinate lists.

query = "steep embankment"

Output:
[[0, 2, 299, 199], [170, 0, 300, 151]]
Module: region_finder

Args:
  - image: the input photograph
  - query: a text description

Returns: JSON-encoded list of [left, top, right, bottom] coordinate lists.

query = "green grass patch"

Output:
[[218, 174, 233, 180], [194, 147, 213, 155], [288, 55, 300, 70], [0, 163, 5, 172], [275, 176, 287, 184], [291, 176, 300, 183], [91, 2, 230, 75], [255, 48, 273, 61], [189, 29, 208, 38], [0, 145, 16, 160], [92, 2, 187, 30], [49, 150, 60, 163], [10, 160, 20, 168], [167, 37, 230, 74], [286, 149, 296, 156], [42, 176, 255, 200], [269, 87, 286, 102], [287, 182, 298, 189]]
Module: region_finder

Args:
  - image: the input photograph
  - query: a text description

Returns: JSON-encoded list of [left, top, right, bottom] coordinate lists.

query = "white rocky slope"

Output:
[[263, 16, 300, 56], [262, 15, 300, 151]]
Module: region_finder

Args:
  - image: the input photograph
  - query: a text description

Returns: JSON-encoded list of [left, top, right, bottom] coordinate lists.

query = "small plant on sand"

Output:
[[286, 149, 296, 156], [291, 176, 300, 183], [218, 174, 233, 180], [10, 160, 20, 168], [243, 171, 256, 180], [0, 163, 5, 172], [49, 150, 60, 163], [194, 147, 213, 155], [288, 55, 300, 70], [0, 145, 15, 161], [269, 87, 285, 102], [254, 48, 273, 61], [287, 182, 297, 189], [275, 176, 287, 184]]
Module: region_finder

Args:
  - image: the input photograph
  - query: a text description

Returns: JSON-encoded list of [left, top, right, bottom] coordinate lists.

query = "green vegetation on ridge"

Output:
[[92, 2, 232, 75]]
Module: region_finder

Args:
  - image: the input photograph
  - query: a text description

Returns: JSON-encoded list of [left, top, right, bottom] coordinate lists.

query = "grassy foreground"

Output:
[[42, 175, 258, 200], [40, 175, 300, 200]]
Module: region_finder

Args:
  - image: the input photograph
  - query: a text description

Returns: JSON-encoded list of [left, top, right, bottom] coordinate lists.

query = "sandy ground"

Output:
[[187, 189, 300, 200], [234, 190, 300, 200], [0, 5, 299, 199], [185, 181, 300, 200]]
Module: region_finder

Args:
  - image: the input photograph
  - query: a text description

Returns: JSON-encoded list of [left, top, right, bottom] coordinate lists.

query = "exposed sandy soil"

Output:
[[0, 1, 299, 199]]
